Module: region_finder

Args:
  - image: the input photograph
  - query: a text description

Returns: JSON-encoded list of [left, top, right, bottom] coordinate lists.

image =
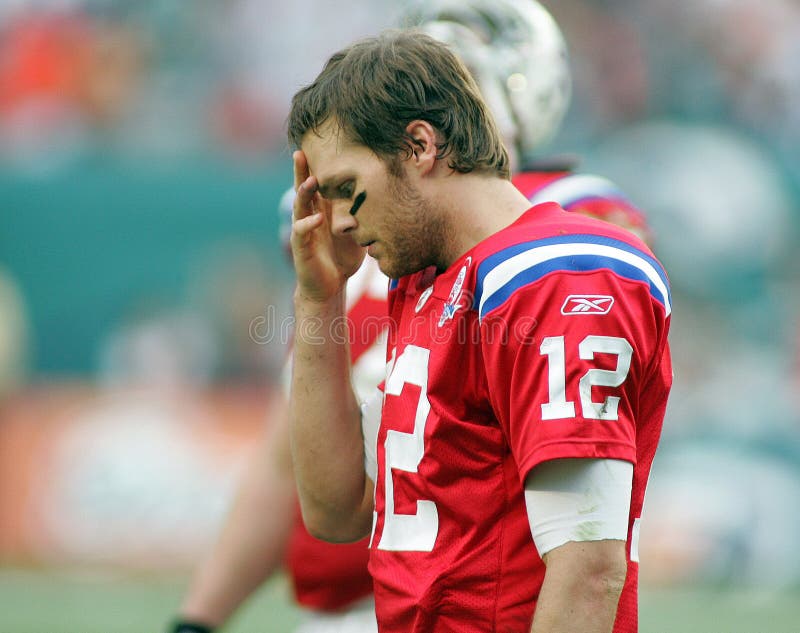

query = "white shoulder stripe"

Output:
[[479, 242, 671, 318]]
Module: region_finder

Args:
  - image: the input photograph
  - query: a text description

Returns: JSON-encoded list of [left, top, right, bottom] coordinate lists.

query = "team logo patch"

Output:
[[439, 256, 472, 326], [561, 294, 615, 315]]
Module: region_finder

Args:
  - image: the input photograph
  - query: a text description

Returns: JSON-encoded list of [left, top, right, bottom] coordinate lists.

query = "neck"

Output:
[[432, 172, 532, 269]]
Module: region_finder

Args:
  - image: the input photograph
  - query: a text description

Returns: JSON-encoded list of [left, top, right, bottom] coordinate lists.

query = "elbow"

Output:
[[596, 561, 627, 603], [301, 512, 332, 541], [305, 521, 363, 544], [293, 469, 373, 543], [300, 503, 371, 544], [582, 544, 628, 602], [543, 539, 628, 603]]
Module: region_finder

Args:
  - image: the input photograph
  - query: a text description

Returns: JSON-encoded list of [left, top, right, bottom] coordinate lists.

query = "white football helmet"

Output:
[[403, 0, 571, 165]]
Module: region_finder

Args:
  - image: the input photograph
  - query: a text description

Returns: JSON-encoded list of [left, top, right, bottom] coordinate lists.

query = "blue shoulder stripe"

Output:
[[476, 234, 670, 320]]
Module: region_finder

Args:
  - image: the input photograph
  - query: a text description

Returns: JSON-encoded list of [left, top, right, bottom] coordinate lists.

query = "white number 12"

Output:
[[539, 335, 633, 420]]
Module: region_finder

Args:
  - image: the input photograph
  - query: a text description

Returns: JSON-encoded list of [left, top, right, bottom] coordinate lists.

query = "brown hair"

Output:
[[287, 29, 510, 178]]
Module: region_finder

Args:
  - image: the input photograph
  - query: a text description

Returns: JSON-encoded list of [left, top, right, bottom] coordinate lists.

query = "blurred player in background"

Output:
[[169, 2, 652, 632]]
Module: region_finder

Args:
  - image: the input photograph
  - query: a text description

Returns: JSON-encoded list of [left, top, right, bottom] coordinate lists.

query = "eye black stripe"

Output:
[[349, 190, 366, 216]]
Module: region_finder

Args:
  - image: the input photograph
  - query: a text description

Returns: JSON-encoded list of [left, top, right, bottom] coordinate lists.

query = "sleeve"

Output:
[[360, 386, 383, 482], [480, 266, 666, 483], [524, 458, 633, 556]]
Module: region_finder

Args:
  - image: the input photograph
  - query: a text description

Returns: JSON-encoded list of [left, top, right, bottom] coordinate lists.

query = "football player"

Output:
[[287, 26, 670, 633]]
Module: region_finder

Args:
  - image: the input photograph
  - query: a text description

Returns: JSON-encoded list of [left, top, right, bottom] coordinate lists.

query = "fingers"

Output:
[[292, 150, 308, 192], [291, 149, 327, 253], [290, 149, 332, 259], [293, 150, 317, 220], [293, 176, 319, 222], [292, 212, 324, 242]]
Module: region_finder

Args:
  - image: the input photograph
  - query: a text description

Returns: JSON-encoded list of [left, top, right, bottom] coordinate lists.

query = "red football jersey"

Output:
[[285, 257, 389, 611], [367, 203, 672, 632]]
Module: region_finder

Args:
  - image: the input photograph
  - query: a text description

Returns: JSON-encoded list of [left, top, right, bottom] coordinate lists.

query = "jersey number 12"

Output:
[[540, 335, 633, 421]]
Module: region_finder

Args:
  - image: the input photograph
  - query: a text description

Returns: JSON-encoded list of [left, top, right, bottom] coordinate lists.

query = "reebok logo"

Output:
[[561, 295, 614, 315]]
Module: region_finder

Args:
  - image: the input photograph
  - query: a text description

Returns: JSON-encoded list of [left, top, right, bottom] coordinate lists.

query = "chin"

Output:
[[378, 258, 423, 280], [373, 257, 396, 278], [370, 253, 396, 278]]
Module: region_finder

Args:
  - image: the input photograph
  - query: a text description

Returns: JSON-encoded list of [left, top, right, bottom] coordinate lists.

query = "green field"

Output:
[[1, 568, 798, 633]]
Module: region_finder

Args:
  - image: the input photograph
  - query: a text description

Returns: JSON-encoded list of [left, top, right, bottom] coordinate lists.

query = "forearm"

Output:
[[289, 290, 370, 541], [180, 402, 296, 625], [531, 540, 626, 633]]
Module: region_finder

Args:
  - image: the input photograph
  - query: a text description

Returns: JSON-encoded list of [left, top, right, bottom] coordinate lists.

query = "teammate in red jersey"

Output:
[[171, 2, 657, 632], [288, 27, 671, 633]]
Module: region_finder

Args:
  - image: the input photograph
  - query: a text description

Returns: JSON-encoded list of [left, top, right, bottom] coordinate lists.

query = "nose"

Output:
[[330, 200, 358, 236]]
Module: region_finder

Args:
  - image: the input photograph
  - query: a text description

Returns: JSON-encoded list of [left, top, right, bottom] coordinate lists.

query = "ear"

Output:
[[405, 120, 439, 176]]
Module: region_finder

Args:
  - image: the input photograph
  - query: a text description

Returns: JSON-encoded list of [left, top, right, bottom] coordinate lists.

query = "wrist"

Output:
[[294, 287, 346, 323], [294, 286, 345, 309]]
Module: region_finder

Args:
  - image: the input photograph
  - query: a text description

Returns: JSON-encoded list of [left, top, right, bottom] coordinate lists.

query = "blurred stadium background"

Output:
[[1, 0, 799, 631]]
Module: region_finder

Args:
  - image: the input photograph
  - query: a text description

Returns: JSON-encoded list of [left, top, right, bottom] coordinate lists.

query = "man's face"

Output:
[[301, 120, 448, 279]]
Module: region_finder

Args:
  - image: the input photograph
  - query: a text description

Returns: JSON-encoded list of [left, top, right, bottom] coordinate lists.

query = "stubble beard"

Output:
[[378, 171, 450, 280]]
